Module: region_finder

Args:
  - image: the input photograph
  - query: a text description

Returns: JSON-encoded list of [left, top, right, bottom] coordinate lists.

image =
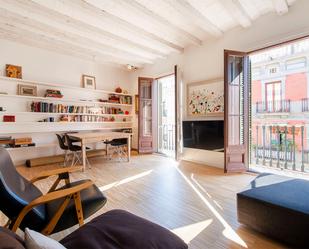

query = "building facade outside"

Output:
[[250, 38, 309, 172]]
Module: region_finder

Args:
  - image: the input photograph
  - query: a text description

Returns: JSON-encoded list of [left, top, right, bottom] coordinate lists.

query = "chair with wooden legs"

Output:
[[0, 148, 107, 235], [65, 135, 91, 168], [56, 134, 70, 166], [108, 138, 128, 161]]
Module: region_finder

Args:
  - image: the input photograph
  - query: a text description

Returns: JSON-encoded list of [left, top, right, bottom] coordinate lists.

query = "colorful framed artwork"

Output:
[[187, 78, 224, 117], [82, 75, 96, 89], [17, 84, 37, 96], [6, 64, 22, 79]]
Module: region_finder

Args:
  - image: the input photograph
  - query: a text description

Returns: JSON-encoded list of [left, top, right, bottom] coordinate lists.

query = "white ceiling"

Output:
[[0, 0, 297, 68]]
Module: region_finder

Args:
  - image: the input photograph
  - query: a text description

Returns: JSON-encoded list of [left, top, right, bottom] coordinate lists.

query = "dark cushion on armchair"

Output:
[[0, 227, 25, 249], [60, 209, 188, 249]]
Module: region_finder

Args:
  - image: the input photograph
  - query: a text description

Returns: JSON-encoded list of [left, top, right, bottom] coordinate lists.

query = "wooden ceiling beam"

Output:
[[0, 21, 145, 66], [219, 0, 252, 28], [115, 0, 202, 46], [272, 0, 289, 15], [0, 0, 168, 60], [0, 30, 101, 63], [81, 0, 185, 52], [0, 32, 130, 69], [0, 8, 153, 64], [30, 0, 184, 53], [166, 0, 223, 37]]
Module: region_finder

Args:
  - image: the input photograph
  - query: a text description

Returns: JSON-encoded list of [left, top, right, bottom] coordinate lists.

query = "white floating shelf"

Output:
[[0, 76, 133, 97], [0, 112, 133, 117], [0, 94, 132, 107], [0, 126, 133, 134], [0, 121, 133, 124]]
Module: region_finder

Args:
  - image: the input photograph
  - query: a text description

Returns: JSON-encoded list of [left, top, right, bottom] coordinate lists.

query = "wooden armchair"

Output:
[[0, 148, 107, 235]]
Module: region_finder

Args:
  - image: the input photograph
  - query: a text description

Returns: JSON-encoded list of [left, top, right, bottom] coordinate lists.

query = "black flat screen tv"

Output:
[[182, 120, 224, 151]]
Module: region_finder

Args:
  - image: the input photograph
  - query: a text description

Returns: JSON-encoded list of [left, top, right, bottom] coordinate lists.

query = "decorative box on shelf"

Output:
[[3, 115, 15, 122]]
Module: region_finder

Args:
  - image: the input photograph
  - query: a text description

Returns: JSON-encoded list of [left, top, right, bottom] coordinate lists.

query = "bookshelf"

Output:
[[0, 94, 133, 107], [0, 76, 133, 97], [0, 76, 134, 149]]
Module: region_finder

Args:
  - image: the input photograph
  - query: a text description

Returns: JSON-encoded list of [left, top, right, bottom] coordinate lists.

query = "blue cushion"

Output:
[[238, 173, 309, 214]]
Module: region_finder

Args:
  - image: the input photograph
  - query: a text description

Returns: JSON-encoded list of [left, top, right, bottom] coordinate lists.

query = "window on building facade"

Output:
[[286, 57, 306, 71], [265, 81, 282, 112]]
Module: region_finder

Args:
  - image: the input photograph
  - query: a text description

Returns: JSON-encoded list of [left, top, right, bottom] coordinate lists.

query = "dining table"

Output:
[[69, 131, 132, 171]]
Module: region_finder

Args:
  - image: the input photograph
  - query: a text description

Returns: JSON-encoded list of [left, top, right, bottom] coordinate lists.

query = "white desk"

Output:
[[69, 132, 131, 171]]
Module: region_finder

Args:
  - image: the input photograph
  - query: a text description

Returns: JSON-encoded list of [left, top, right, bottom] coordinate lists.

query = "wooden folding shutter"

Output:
[[174, 65, 182, 160], [224, 50, 249, 173], [138, 77, 153, 154]]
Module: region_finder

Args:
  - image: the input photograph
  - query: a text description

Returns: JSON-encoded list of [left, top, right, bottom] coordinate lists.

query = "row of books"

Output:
[[56, 115, 119, 122], [30, 102, 127, 114]]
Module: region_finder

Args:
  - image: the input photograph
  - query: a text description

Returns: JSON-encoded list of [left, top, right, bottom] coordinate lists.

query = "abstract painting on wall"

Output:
[[187, 78, 224, 116]]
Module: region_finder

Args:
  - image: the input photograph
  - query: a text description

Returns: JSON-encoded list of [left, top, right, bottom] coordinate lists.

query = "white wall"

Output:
[[132, 0, 309, 168], [0, 39, 134, 164], [0, 39, 131, 91]]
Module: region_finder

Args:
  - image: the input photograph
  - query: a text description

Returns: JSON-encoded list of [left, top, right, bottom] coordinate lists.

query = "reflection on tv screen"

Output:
[[183, 121, 224, 152]]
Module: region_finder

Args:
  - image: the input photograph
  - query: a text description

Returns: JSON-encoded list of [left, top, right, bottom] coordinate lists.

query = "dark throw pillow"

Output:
[[0, 227, 25, 249], [60, 209, 188, 249]]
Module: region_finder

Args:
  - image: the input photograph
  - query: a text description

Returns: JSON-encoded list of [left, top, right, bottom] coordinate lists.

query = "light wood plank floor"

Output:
[[1, 154, 290, 249]]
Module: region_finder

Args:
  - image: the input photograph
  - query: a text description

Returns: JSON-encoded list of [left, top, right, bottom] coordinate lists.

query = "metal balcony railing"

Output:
[[256, 100, 290, 113], [252, 125, 307, 172], [158, 124, 175, 157], [302, 98, 309, 112]]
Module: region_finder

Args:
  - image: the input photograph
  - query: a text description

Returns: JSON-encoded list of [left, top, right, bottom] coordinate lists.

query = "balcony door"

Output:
[[157, 74, 176, 157], [138, 77, 153, 154], [224, 50, 250, 173], [265, 82, 282, 112]]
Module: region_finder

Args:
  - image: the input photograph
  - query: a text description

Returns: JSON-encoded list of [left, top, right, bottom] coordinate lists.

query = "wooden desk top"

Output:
[[69, 131, 131, 141]]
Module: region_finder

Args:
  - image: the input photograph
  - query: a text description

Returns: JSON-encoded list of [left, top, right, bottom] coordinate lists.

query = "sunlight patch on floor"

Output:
[[171, 219, 213, 244], [99, 170, 153, 191], [191, 174, 223, 210], [175, 166, 248, 248]]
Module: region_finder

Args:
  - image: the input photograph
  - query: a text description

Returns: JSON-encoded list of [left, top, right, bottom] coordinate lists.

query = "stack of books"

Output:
[[45, 89, 63, 98], [108, 95, 132, 104], [0, 136, 13, 148]]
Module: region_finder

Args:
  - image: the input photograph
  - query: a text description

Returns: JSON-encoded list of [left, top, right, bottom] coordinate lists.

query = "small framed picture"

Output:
[[6, 64, 22, 79], [135, 95, 139, 114], [82, 75, 96, 89], [17, 84, 37, 96]]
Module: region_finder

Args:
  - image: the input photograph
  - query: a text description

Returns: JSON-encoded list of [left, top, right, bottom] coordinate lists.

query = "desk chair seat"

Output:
[[0, 148, 107, 235], [65, 135, 91, 168], [105, 138, 128, 161]]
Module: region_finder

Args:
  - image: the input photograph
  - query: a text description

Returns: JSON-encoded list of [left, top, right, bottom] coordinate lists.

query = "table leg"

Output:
[[82, 141, 86, 171], [127, 136, 131, 162]]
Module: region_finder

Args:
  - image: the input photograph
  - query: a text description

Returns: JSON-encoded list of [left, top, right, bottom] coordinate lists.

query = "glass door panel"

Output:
[[138, 78, 153, 153], [224, 50, 249, 173]]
